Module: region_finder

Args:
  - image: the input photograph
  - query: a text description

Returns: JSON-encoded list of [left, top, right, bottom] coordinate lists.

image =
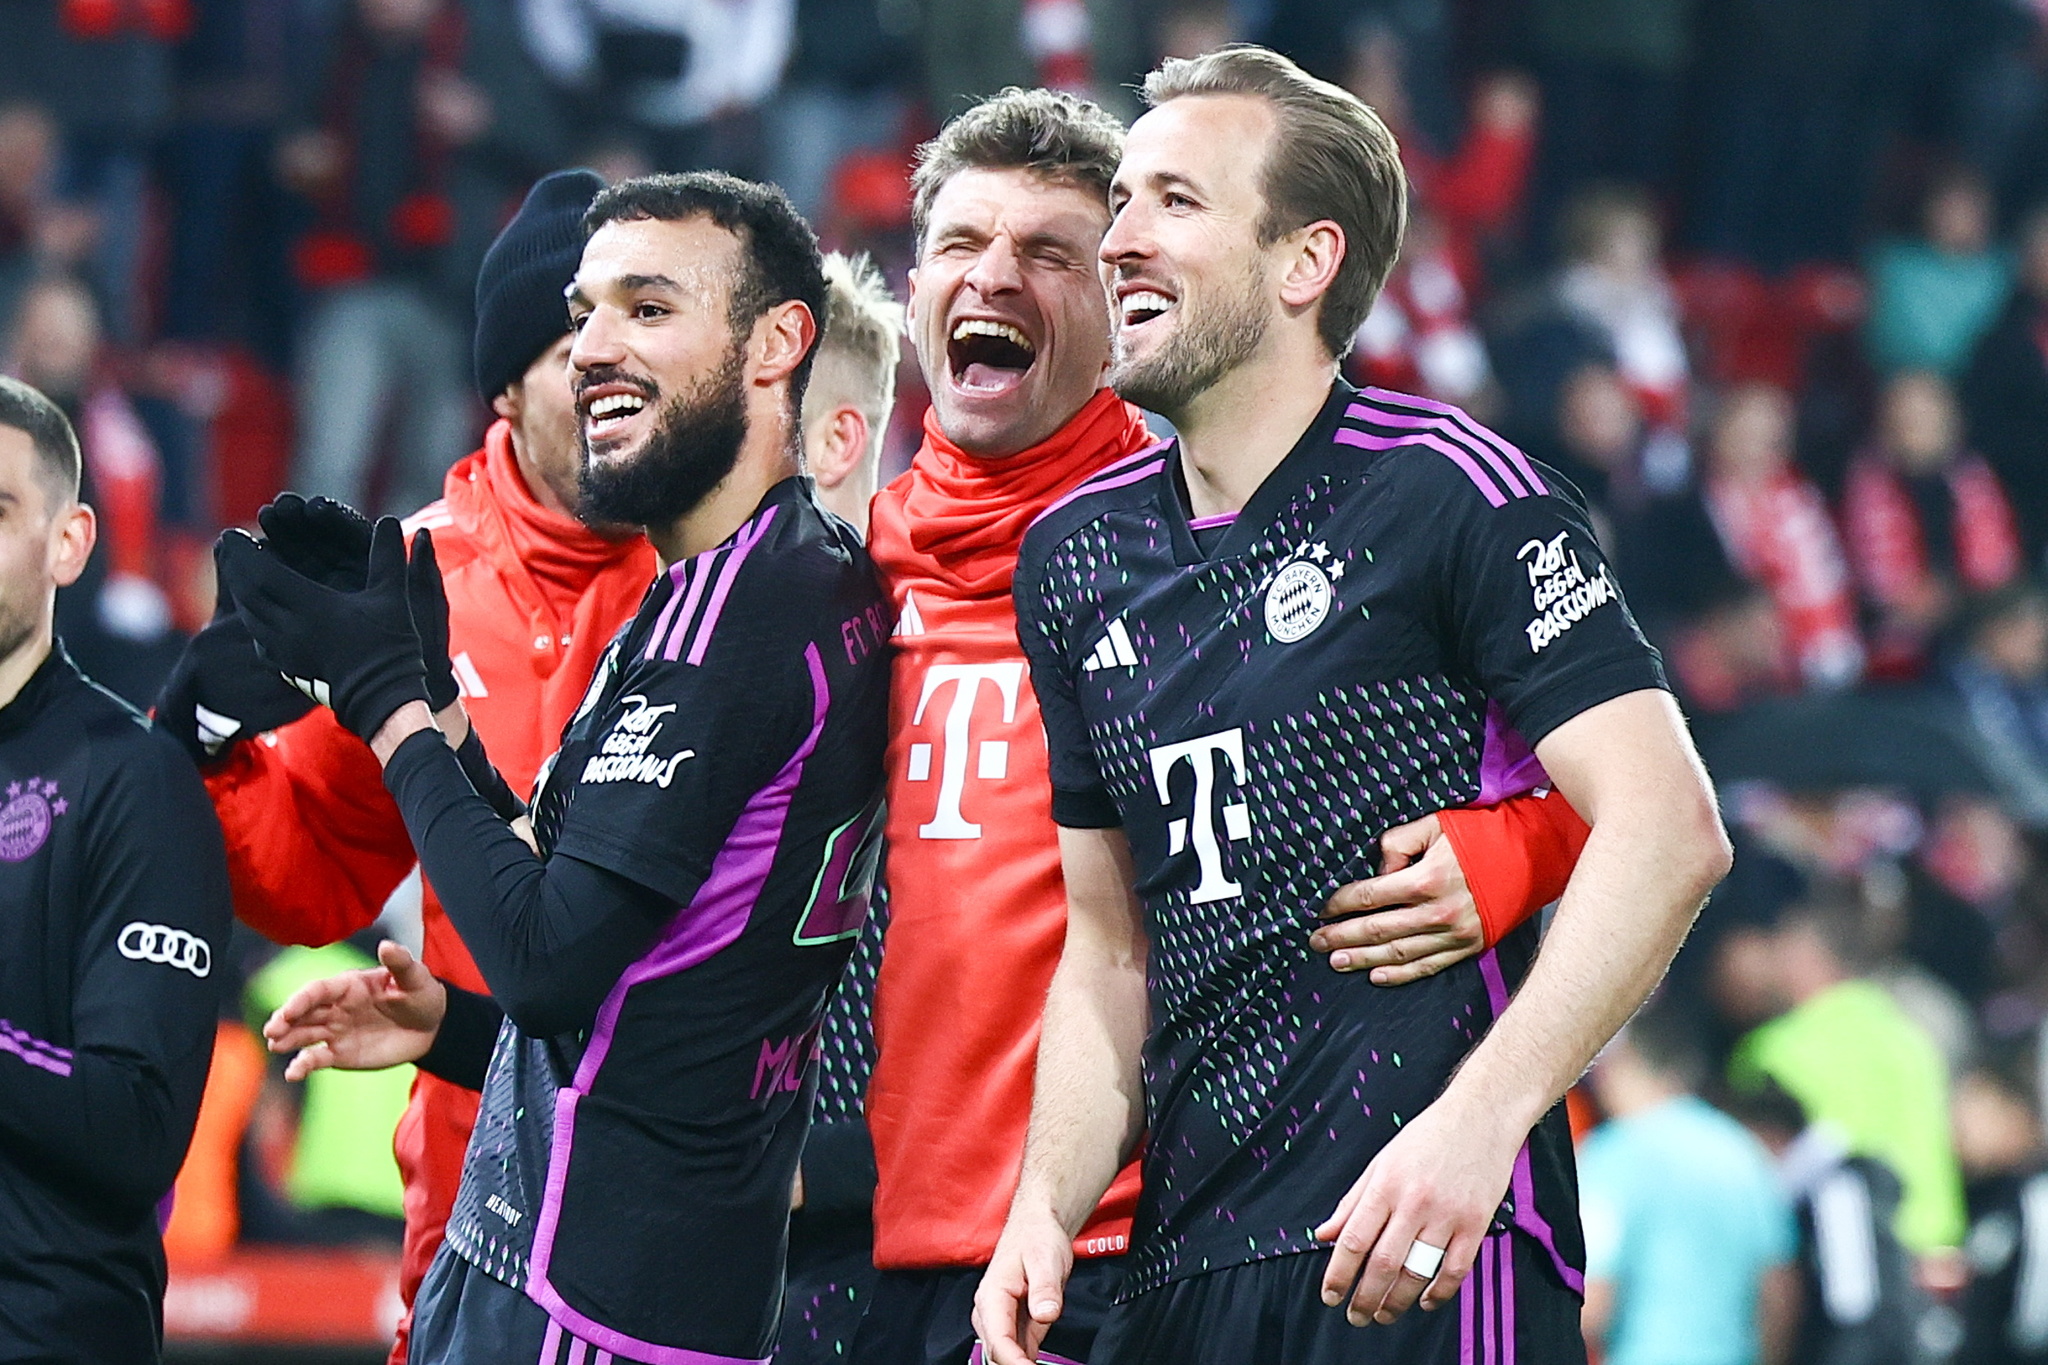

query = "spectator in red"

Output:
[[1843, 370, 2023, 676], [1961, 204, 2048, 561], [1344, 39, 1537, 280], [1348, 206, 1495, 411], [5, 271, 181, 704], [280, 0, 489, 517], [1697, 383, 1864, 690], [1554, 185, 1689, 434]]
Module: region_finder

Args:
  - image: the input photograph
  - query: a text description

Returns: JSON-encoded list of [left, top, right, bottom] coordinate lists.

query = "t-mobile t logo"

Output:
[[1149, 728, 1254, 904], [907, 662, 1025, 840]]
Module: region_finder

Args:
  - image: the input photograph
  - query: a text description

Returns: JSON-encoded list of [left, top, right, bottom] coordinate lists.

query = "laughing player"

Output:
[[977, 48, 1730, 1364], [233, 173, 889, 1365], [854, 87, 1597, 1365]]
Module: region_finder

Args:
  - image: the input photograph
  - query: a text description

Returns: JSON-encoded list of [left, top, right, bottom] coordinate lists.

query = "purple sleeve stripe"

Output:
[[0, 1018, 73, 1061], [528, 644, 831, 1361], [0, 1031, 72, 1077], [682, 506, 779, 666], [657, 549, 721, 661], [643, 560, 694, 662], [1345, 401, 1532, 500], [1333, 427, 1508, 508], [1360, 388, 1549, 495]]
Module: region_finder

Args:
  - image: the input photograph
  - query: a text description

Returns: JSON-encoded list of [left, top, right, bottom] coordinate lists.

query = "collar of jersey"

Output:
[[1164, 378, 1358, 567]]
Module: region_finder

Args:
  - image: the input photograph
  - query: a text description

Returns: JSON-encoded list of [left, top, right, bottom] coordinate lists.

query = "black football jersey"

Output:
[[443, 479, 889, 1362], [1014, 381, 1667, 1298]]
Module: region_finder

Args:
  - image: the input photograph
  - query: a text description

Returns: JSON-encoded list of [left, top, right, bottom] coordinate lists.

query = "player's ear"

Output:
[[808, 406, 870, 491], [1276, 220, 1346, 315], [49, 501, 94, 589], [752, 300, 817, 391]]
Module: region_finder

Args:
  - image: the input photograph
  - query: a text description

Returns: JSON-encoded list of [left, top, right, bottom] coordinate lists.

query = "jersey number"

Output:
[[794, 801, 885, 946]]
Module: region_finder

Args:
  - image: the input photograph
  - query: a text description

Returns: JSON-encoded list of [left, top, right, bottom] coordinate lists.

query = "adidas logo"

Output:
[[1082, 618, 1139, 673]]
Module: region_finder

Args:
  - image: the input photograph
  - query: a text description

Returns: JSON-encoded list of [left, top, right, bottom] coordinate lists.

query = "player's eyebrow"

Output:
[[1110, 168, 1207, 206], [617, 273, 685, 293]]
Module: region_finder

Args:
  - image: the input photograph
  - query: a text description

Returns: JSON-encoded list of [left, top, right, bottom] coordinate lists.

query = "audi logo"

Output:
[[117, 922, 211, 979]]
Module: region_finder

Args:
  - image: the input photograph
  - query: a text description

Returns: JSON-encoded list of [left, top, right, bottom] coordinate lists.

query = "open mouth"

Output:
[[1119, 289, 1174, 331], [579, 381, 654, 445], [947, 318, 1037, 394]]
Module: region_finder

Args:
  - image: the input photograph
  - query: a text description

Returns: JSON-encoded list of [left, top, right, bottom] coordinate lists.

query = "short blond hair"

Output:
[[806, 251, 903, 432], [1143, 45, 1407, 359]]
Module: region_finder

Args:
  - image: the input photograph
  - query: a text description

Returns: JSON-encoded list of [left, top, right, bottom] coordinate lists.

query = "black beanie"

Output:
[[472, 168, 605, 402]]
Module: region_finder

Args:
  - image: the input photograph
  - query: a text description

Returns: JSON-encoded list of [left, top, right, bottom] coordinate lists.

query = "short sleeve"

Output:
[[1014, 534, 1118, 828], [1434, 461, 1668, 746], [550, 642, 813, 905]]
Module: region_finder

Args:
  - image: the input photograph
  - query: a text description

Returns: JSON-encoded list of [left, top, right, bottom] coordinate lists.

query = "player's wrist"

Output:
[[369, 700, 439, 766]]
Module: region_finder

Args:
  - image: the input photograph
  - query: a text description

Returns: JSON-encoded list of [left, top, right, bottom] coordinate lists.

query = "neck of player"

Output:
[[1172, 338, 1339, 521], [648, 419, 801, 569], [0, 612, 52, 712]]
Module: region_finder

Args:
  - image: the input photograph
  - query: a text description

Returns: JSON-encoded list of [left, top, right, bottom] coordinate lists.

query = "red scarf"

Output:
[[869, 387, 1153, 600]]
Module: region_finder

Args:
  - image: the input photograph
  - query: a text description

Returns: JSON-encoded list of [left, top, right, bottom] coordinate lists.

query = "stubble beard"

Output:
[[1108, 261, 1271, 422]]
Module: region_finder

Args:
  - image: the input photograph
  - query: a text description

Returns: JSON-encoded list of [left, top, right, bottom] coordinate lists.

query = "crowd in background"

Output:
[[8, 0, 2048, 1361]]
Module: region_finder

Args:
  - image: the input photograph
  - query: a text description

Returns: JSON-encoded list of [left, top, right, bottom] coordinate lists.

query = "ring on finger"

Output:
[[1402, 1239, 1445, 1280]]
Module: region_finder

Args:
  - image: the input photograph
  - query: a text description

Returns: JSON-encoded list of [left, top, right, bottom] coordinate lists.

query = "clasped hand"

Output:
[[212, 496, 457, 744]]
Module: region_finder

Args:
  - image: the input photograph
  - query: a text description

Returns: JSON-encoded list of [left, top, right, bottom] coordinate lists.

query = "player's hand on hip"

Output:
[[1313, 816, 1483, 984], [263, 940, 447, 1081], [1313, 1092, 1519, 1326], [972, 1203, 1074, 1365]]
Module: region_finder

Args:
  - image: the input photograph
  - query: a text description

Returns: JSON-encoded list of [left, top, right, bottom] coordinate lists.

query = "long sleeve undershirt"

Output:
[[383, 728, 674, 1040]]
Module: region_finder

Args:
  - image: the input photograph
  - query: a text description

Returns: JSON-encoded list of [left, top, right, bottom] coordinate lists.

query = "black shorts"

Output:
[[777, 1220, 880, 1365], [1090, 1232, 1584, 1365], [409, 1247, 686, 1365], [849, 1255, 1126, 1365]]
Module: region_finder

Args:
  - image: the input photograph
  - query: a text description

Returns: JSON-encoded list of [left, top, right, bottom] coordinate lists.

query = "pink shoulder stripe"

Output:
[[1361, 387, 1549, 495], [1346, 400, 1532, 499], [1034, 437, 1173, 525], [1334, 426, 1509, 508], [681, 504, 779, 665]]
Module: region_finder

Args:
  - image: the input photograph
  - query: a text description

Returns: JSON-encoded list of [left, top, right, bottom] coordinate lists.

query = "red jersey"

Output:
[[202, 422, 655, 1354], [865, 391, 1589, 1270]]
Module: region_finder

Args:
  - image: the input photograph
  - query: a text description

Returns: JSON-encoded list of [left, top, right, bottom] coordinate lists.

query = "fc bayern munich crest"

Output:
[[0, 777, 65, 863], [1263, 541, 1353, 644]]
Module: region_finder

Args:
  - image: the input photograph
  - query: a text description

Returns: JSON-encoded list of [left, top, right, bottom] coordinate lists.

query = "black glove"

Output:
[[257, 493, 373, 590], [406, 527, 460, 713], [214, 516, 431, 743], [152, 579, 317, 766]]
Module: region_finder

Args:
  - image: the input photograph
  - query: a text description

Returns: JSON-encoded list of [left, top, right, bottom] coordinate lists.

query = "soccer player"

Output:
[[977, 47, 1730, 1364], [855, 87, 1594, 1365], [161, 163, 897, 1360], [232, 172, 890, 1364], [0, 375, 231, 1362], [801, 250, 903, 535], [155, 167, 658, 1363]]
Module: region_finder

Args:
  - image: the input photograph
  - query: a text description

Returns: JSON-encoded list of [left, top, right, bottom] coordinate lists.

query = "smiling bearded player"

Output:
[[976, 48, 1729, 1365], [850, 87, 1599, 1365], [231, 172, 890, 1365]]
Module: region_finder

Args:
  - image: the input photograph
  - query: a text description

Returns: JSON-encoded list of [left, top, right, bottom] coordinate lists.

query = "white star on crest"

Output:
[[1310, 542, 1330, 561], [1329, 561, 1346, 580], [5, 782, 18, 799]]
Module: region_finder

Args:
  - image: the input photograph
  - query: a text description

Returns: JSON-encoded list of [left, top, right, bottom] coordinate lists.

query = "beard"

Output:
[[577, 341, 750, 531], [1108, 261, 1271, 420]]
